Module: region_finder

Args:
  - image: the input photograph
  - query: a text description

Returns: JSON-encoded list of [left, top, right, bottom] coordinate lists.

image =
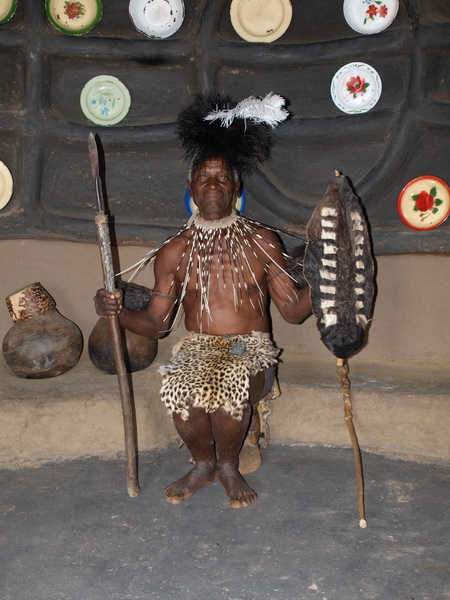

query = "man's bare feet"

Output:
[[164, 462, 217, 504], [218, 463, 258, 508]]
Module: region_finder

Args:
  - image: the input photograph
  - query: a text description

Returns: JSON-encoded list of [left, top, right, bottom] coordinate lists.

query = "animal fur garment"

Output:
[[158, 332, 280, 421], [303, 174, 374, 359]]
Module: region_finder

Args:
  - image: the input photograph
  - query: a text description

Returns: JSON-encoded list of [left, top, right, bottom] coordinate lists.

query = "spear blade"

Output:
[[88, 132, 105, 213]]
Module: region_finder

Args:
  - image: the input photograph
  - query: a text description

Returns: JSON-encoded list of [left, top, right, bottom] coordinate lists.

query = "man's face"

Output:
[[188, 157, 240, 221]]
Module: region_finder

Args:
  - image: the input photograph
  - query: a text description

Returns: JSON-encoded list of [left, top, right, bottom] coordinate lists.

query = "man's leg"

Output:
[[211, 403, 255, 508], [164, 406, 218, 504], [211, 370, 266, 508]]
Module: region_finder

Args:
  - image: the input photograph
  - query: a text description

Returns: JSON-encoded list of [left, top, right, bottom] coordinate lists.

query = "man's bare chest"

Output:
[[175, 240, 267, 293]]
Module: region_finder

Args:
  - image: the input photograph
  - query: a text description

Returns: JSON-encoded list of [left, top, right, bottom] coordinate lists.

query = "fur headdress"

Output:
[[175, 92, 289, 178]]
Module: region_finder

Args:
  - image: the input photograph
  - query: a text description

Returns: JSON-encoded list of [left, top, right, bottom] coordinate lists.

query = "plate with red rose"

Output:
[[397, 176, 450, 230], [343, 0, 399, 35], [330, 62, 382, 114]]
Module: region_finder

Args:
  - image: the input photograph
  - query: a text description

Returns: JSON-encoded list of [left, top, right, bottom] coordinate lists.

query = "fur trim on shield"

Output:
[[303, 174, 374, 359], [158, 332, 280, 421]]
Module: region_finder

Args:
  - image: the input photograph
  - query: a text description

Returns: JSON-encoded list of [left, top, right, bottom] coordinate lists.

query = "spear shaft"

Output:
[[337, 358, 366, 527], [88, 133, 140, 498]]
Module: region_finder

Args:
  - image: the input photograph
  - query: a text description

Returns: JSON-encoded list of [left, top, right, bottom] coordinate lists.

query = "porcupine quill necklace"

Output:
[[117, 210, 305, 332]]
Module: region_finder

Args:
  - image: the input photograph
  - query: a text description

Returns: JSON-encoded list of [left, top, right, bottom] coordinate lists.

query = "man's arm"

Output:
[[262, 231, 312, 324], [94, 240, 182, 339]]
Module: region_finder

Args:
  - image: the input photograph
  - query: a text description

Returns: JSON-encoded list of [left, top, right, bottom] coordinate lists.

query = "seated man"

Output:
[[94, 94, 312, 508]]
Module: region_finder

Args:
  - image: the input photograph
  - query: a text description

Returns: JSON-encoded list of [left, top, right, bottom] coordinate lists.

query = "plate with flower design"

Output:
[[45, 0, 103, 35], [343, 0, 399, 35], [0, 160, 13, 211], [80, 75, 131, 126], [330, 62, 382, 114], [397, 176, 450, 230], [129, 0, 185, 39], [0, 0, 18, 24]]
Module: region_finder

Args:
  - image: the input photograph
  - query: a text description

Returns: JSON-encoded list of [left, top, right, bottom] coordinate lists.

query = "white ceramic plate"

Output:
[[230, 0, 292, 43], [129, 0, 184, 39], [330, 62, 382, 114], [45, 0, 103, 35], [80, 75, 131, 126], [0, 160, 13, 210], [0, 0, 17, 24], [343, 0, 399, 35], [397, 176, 450, 230]]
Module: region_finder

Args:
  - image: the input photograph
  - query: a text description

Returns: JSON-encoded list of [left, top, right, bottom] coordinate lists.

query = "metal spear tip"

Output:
[[88, 133, 105, 213], [88, 132, 99, 180]]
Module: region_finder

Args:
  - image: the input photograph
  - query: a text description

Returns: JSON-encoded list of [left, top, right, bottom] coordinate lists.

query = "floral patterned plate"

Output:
[[0, 160, 13, 211], [129, 0, 185, 39], [343, 0, 399, 35], [45, 0, 103, 35], [330, 62, 382, 114], [0, 0, 18, 24], [80, 75, 131, 126], [397, 176, 450, 230]]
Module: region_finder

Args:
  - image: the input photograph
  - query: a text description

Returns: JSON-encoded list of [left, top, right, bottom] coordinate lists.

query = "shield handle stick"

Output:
[[336, 357, 367, 528], [88, 133, 140, 498]]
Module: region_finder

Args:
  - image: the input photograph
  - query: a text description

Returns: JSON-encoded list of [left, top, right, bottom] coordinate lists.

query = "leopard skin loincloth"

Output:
[[158, 331, 280, 421]]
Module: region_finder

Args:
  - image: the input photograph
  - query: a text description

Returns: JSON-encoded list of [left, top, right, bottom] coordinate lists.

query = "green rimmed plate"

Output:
[[80, 75, 131, 126], [0, 0, 18, 24], [45, 0, 102, 35]]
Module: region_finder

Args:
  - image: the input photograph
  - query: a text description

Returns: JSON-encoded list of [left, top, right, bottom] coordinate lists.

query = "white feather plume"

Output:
[[204, 92, 289, 129]]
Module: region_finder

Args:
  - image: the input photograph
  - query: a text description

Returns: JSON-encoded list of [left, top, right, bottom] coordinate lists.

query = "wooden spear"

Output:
[[336, 357, 367, 528], [88, 133, 140, 498]]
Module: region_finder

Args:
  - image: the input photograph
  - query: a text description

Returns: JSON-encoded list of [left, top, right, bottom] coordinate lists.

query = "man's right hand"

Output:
[[94, 289, 123, 317]]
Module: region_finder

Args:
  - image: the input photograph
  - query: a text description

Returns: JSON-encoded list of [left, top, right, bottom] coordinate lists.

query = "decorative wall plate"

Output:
[[45, 0, 103, 35], [80, 75, 131, 126], [343, 0, 399, 35], [230, 0, 292, 43], [0, 0, 18, 24], [0, 160, 13, 210], [129, 0, 184, 39], [330, 62, 382, 114], [397, 176, 450, 230]]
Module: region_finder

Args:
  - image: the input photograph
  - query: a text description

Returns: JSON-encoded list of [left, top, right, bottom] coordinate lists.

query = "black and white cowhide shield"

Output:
[[304, 174, 375, 359]]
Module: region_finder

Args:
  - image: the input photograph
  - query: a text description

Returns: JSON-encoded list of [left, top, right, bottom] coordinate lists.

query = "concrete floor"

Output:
[[1, 445, 449, 600]]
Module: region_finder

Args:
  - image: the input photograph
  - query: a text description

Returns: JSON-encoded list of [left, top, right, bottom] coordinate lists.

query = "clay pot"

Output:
[[88, 280, 158, 375], [88, 317, 158, 374], [2, 282, 83, 379]]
